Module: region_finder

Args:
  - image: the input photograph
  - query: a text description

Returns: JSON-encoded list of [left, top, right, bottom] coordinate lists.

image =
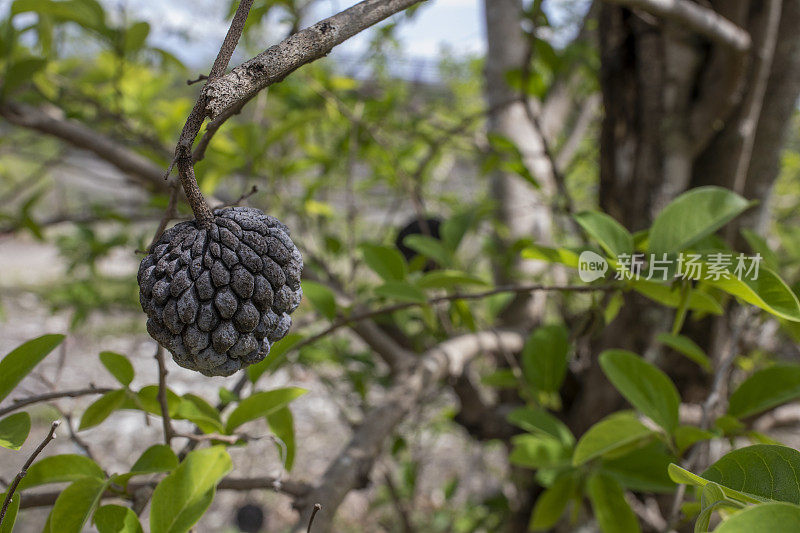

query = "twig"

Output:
[[154, 346, 175, 445], [187, 74, 209, 85], [213, 185, 259, 210], [0, 421, 60, 526], [0, 386, 114, 418], [307, 504, 322, 533], [165, 0, 255, 226]]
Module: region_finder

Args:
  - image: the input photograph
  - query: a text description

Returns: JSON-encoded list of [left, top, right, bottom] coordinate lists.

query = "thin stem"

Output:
[[154, 346, 175, 445], [0, 421, 60, 527], [165, 0, 254, 226], [0, 387, 113, 418], [307, 504, 322, 533]]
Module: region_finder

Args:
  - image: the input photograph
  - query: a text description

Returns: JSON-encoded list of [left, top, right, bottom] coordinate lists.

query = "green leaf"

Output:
[[175, 395, 225, 434], [267, 406, 295, 471], [714, 502, 800, 532], [506, 407, 574, 447], [416, 270, 488, 289], [0, 492, 20, 533], [481, 369, 518, 389], [49, 477, 108, 533], [94, 504, 144, 533], [573, 412, 653, 466], [18, 454, 104, 490], [574, 211, 633, 258], [703, 445, 800, 504], [675, 425, 715, 454], [3, 57, 47, 96], [441, 212, 475, 252], [629, 280, 723, 315], [225, 388, 307, 433], [648, 186, 750, 255], [704, 266, 800, 322], [741, 228, 779, 270], [728, 364, 800, 419], [360, 243, 407, 281], [374, 281, 428, 303], [656, 333, 712, 371], [0, 412, 30, 450], [601, 441, 677, 493], [599, 350, 681, 434], [586, 472, 641, 533], [509, 434, 571, 470], [668, 464, 764, 505], [131, 444, 178, 474], [150, 446, 232, 533], [402, 234, 452, 267], [0, 334, 64, 402], [247, 333, 302, 384], [521, 244, 580, 268], [99, 352, 134, 386], [122, 20, 149, 52], [521, 325, 570, 393], [529, 472, 577, 531], [79, 389, 126, 430], [301, 280, 337, 320]]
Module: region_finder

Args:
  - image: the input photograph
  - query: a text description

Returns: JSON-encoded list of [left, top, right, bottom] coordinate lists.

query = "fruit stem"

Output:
[[176, 145, 214, 229]]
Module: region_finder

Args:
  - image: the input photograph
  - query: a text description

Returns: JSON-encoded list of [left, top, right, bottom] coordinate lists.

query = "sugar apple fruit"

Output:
[[138, 207, 303, 376]]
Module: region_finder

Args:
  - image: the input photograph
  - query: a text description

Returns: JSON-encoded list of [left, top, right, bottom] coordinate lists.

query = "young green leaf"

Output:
[[99, 351, 134, 386], [0, 492, 20, 533], [301, 280, 337, 320], [599, 350, 681, 434], [0, 412, 31, 450], [506, 407, 575, 447], [573, 412, 653, 466], [225, 388, 307, 433], [374, 281, 428, 303], [79, 389, 126, 430], [521, 244, 580, 268], [94, 504, 144, 533], [714, 502, 800, 532], [705, 266, 800, 322], [0, 334, 64, 402], [629, 280, 723, 315], [574, 210, 633, 258], [49, 477, 109, 533], [727, 364, 800, 419], [521, 324, 570, 394], [509, 434, 571, 470], [529, 472, 577, 531], [416, 270, 488, 289], [648, 186, 750, 256], [586, 472, 641, 533], [150, 446, 232, 533], [600, 441, 677, 493], [656, 333, 711, 371], [18, 454, 105, 490], [360, 243, 407, 281], [402, 234, 452, 267]]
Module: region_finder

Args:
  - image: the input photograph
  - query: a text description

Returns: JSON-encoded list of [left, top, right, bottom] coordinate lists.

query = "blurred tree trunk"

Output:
[[570, 0, 800, 433], [483, 0, 557, 327]]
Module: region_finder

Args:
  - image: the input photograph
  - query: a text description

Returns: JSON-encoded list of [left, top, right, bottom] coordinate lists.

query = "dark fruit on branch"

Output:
[[138, 207, 302, 376]]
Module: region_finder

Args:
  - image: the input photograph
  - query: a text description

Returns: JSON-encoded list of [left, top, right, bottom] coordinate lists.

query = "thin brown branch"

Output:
[[0, 421, 60, 527], [166, 0, 255, 226], [0, 103, 169, 193], [291, 330, 525, 532], [307, 504, 322, 533], [204, 0, 426, 119], [154, 346, 175, 445], [603, 0, 751, 51], [0, 387, 114, 418]]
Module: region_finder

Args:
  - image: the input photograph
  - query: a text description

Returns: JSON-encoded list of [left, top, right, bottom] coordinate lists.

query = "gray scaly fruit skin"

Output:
[[137, 207, 303, 376]]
